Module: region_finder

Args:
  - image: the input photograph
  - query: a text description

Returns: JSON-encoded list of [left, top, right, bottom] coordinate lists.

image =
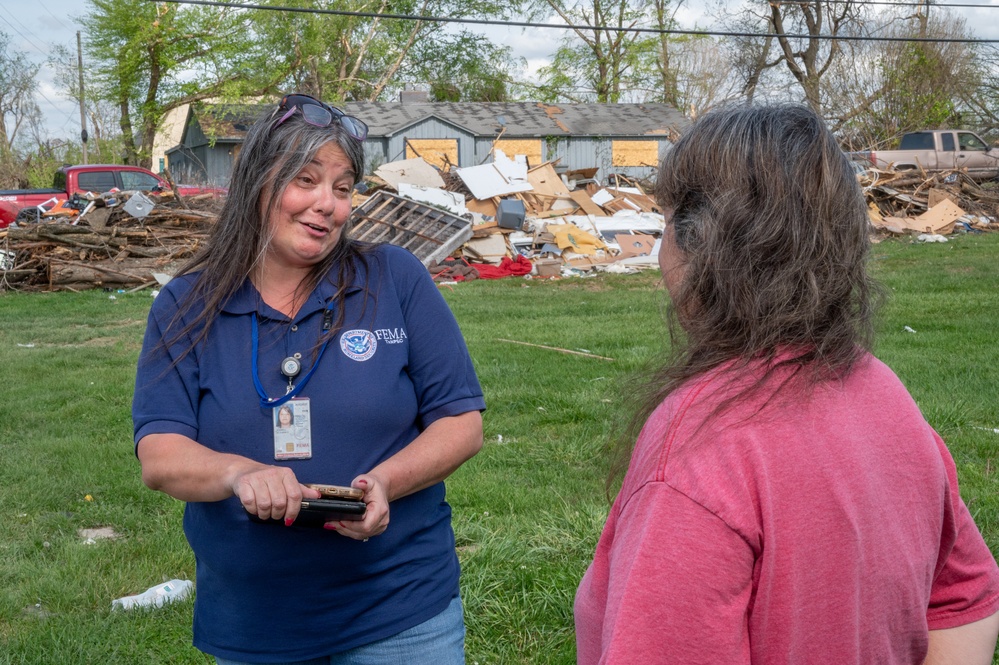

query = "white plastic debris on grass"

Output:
[[903, 326, 917, 333], [917, 233, 948, 243], [112, 579, 193, 611]]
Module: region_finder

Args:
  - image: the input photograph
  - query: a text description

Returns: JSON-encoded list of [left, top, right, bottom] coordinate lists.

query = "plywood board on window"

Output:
[[612, 140, 658, 167], [495, 139, 543, 165], [406, 139, 458, 170]]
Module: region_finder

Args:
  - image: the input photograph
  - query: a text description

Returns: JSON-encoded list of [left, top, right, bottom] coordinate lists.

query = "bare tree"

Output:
[[962, 44, 999, 140], [0, 31, 41, 161], [534, 0, 658, 102], [833, 5, 979, 148], [644, 36, 743, 117]]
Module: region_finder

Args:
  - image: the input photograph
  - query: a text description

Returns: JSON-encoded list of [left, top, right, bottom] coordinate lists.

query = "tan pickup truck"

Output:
[[855, 130, 999, 180]]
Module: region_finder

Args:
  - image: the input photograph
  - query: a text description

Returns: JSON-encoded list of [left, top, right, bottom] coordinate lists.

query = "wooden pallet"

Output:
[[350, 191, 473, 266]]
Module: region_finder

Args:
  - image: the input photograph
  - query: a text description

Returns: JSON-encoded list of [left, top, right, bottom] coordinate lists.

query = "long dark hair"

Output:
[[161, 99, 369, 358], [609, 103, 884, 487]]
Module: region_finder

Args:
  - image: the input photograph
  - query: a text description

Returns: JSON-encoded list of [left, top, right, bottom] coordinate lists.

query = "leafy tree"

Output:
[[81, 0, 272, 168], [250, 0, 523, 102], [533, 0, 659, 103], [407, 33, 521, 102], [831, 6, 979, 148]]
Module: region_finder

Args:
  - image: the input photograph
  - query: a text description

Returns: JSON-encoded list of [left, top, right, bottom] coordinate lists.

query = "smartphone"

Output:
[[304, 483, 364, 501], [246, 498, 366, 527]]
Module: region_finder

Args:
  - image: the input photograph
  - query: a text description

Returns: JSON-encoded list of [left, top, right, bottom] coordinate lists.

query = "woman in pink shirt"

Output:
[[574, 104, 999, 665]]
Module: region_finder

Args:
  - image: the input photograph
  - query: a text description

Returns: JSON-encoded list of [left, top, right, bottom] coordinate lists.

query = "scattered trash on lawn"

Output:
[[495, 338, 616, 361], [78, 527, 119, 545], [111, 579, 193, 611]]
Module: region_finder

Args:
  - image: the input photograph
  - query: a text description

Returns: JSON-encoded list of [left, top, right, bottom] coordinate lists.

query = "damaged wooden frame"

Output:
[[349, 191, 473, 267]]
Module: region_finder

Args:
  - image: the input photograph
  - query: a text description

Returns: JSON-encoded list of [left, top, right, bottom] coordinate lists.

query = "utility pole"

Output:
[[77, 31, 88, 165]]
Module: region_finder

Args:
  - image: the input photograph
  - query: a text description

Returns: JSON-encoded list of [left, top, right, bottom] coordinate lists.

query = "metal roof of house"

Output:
[[188, 102, 688, 142]]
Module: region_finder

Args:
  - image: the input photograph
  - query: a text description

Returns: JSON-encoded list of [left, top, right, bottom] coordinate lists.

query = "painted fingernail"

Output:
[[284, 518, 293, 527], [323, 523, 337, 530]]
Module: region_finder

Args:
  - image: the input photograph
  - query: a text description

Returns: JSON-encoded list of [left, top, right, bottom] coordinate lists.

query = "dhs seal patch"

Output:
[[340, 329, 377, 361]]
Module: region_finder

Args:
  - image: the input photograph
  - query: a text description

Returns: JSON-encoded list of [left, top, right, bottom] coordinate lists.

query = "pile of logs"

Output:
[[860, 167, 999, 230], [1, 193, 219, 292]]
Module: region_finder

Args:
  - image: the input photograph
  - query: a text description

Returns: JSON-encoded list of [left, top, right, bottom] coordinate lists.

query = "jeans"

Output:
[[214, 595, 465, 665]]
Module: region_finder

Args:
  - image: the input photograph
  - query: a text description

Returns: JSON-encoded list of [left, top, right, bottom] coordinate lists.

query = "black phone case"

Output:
[[246, 498, 366, 527]]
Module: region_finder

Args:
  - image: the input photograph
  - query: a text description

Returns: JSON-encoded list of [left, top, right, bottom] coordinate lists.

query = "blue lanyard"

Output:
[[251, 310, 332, 409]]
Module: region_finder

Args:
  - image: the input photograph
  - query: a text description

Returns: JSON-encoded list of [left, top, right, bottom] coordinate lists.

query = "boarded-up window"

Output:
[[494, 139, 543, 166], [612, 140, 659, 167], [406, 139, 459, 170]]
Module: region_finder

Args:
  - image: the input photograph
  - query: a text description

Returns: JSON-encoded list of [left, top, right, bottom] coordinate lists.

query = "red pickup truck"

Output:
[[0, 164, 218, 228]]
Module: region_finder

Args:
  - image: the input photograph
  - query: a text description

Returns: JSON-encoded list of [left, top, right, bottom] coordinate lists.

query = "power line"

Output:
[[159, 0, 999, 44], [780, 0, 999, 6], [0, 7, 56, 61], [37, 0, 78, 35], [0, 9, 79, 128]]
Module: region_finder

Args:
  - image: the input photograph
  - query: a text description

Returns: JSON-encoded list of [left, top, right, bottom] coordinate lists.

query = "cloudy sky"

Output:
[[4, 0, 999, 142]]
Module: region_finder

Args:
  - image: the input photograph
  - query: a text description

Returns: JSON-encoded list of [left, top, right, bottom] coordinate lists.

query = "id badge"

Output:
[[273, 397, 312, 460]]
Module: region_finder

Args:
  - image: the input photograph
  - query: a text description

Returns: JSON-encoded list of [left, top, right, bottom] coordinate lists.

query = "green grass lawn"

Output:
[[1, 233, 997, 664]]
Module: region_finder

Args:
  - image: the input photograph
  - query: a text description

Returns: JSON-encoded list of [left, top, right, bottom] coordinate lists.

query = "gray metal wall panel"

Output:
[[364, 139, 389, 174], [186, 122, 207, 149], [206, 148, 233, 187], [547, 137, 669, 183], [388, 119, 476, 166]]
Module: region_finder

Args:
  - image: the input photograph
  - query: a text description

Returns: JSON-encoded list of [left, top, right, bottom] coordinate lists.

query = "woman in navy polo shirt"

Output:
[[132, 94, 485, 664]]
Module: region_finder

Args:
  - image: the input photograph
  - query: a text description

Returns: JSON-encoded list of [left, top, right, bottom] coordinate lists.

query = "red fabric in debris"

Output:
[[473, 255, 533, 279]]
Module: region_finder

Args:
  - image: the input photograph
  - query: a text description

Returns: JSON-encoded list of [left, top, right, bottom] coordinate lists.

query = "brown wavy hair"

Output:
[[609, 103, 884, 488]]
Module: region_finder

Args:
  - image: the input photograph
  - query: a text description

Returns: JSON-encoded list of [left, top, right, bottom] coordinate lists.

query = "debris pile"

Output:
[[362, 150, 666, 282], [0, 190, 219, 291], [859, 168, 999, 238], [3, 155, 998, 292]]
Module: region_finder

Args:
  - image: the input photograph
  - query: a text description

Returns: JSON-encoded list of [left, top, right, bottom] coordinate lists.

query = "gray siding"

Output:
[[384, 118, 476, 167], [166, 143, 235, 187], [168, 102, 687, 186]]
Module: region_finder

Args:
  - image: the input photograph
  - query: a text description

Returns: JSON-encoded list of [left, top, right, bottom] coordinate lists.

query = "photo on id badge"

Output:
[[273, 398, 312, 460]]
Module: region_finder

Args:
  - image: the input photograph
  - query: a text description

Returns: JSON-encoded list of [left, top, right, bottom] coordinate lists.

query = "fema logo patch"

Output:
[[340, 329, 377, 361]]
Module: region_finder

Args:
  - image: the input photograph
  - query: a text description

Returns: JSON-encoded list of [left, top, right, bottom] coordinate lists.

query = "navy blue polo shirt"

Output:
[[133, 244, 485, 662]]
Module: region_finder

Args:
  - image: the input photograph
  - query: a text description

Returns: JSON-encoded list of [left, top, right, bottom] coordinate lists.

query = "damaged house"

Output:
[[164, 99, 689, 187]]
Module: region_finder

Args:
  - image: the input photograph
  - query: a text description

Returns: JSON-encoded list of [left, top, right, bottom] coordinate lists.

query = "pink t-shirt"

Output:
[[575, 354, 999, 664]]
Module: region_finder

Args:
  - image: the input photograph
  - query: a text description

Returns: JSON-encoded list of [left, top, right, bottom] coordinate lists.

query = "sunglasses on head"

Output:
[[271, 94, 368, 141]]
